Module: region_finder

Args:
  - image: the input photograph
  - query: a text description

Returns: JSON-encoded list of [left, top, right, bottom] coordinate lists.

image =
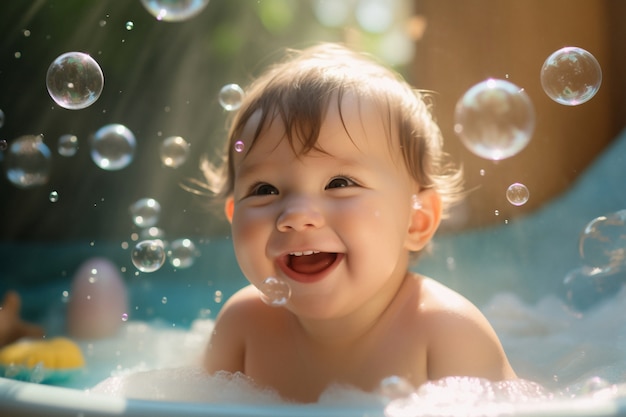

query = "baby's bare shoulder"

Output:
[[205, 285, 273, 374], [414, 275, 516, 380], [215, 285, 271, 323]]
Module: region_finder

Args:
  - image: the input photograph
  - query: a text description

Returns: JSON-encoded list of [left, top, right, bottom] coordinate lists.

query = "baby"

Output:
[[202, 42, 516, 402]]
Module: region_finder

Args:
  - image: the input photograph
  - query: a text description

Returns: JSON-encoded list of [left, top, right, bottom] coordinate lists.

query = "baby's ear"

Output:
[[405, 188, 442, 252], [224, 196, 234, 223]]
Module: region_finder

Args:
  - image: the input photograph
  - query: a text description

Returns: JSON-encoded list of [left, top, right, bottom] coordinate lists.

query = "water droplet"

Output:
[[129, 198, 161, 228], [160, 136, 189, 168], [214, 290, 223, 303], [58, 134, 78, 156], [125, 21, 134, 30], [167, 238, 198, 269], [121, 313, 129, 322], [49, 190, 59, 202], [161, 296, 168, 304], [90, 124, 136, 170], [259, 277, 291, 307], [140, 0, 211, 21], [46, 52, 104, 110], [131, 239, 166, 273], [540, 47, 602, 106], [479, 169, 486, 176], [218, 83, 244, 111], [454, 78, 535, 160], [5, 135, 51, 188], [234, 140, 245, 153], [506, 183, 529, 206], [494, 210, 500, 216]]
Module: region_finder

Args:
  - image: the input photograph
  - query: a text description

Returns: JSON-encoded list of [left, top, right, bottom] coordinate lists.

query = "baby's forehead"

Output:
[[241, 92, 395, 143], [233, 94, 400, 166]]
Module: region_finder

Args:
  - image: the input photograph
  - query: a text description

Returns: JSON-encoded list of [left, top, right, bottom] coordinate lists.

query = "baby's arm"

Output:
[[203, 286, 256, 374], [421, 280, 516, 381]]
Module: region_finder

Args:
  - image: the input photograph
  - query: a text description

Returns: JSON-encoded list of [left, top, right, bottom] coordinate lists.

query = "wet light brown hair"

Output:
[[201, 42, 463, 218]]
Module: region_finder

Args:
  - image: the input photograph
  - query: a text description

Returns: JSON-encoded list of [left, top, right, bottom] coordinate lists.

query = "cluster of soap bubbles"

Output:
[[7, 1, 210, 185], [454, 46, 601, 214], [455, 46, 601, 162], [128, 197, 199, 273], [564, 210, 626, 310]]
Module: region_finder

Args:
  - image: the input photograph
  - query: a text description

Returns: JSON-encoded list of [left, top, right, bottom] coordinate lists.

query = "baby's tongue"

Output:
[[289, 253, 336, 274]]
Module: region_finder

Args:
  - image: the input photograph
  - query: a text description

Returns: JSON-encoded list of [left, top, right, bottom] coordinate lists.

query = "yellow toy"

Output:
[[0, 336, 85, 383], [0, 291, 85, 383]]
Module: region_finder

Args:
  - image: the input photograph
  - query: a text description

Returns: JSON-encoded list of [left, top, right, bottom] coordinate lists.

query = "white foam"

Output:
[[87, 289, 626, 409]]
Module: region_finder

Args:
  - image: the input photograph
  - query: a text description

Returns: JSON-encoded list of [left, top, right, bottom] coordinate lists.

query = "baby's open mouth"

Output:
[[287, 251, 338, 275]]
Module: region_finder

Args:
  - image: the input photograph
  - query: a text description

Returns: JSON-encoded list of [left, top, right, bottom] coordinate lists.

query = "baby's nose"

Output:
[[276, 197, 325, 232]]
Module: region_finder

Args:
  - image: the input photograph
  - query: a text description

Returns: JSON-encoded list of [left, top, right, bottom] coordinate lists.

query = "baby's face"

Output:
[[227, 94, 420, 319]]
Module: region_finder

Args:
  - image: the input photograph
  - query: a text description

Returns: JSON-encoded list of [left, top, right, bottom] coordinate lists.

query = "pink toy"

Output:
[[66, 257, 128, 339]]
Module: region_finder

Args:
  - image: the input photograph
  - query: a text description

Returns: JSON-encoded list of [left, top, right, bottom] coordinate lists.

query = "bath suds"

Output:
[[86, 288, 626, 407]]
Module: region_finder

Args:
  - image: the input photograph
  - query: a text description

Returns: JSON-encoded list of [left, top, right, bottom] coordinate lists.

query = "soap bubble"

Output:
[[125, 21, 134, 30], [5, 135, 51, 188], [506, 183, 529, 206], [379, 376, 414, 399], [563, 265, 626, 311], [219, 83, 244, 111], [160, 136, 189, 168], [234, 140, 245, 153], [454, 78, 535, 160], [140, 0, 210, 22], [46, 52, 104, 110], [167, 238, 198, 268], [579, 210, 626, 270], [580, 376, 611, 395], [129, 198, 161, 228], [90, 124, 136, 170], [258, 277, 291, 307], [49, 190, 59, 202], [58, 134, 79, 156], [540, 47, 602, 106], [131, 239, 166, 273]]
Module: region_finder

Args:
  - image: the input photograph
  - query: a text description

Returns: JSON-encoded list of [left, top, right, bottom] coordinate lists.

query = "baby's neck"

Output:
[[292, 272, 414, 348]]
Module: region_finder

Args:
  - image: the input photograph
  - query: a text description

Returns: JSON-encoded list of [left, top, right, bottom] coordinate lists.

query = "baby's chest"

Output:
[[243, 325, 428, 394]]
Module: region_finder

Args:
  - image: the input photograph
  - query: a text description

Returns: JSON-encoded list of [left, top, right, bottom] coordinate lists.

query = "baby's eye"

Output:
[[326, 176, 356, 189], [251, 183, 279, 196]]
